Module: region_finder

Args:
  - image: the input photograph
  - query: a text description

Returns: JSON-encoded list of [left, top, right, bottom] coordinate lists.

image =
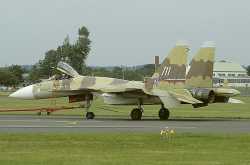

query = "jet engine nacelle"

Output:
[[102, 93, 161, 105], [191, 88, 215, 103], [102, 93, 139, 105]]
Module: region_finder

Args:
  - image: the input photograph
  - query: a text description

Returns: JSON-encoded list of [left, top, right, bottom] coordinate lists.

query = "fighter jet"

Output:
[[9, 42, 202, 120]]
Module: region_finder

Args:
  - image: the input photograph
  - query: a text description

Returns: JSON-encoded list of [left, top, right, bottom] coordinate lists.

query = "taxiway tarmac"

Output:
[[0, 115, 250, 133]]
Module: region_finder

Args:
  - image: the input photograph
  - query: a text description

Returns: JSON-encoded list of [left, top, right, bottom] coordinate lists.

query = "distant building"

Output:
[[213, 61, 250, 87]]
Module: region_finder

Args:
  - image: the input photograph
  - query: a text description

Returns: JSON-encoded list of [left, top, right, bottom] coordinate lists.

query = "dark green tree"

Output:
[[8, 65, 24, 82], [112, 67, 123, 79], [134, 64, 155, 80], [91, 67, 113, 77], [124, 69, 142, 81], [0, 69, 19, 87], [72, 26, 91, 74], [38, 49, 60, 77], [28, 65, 43, 83], [246, 65, 250, 76]]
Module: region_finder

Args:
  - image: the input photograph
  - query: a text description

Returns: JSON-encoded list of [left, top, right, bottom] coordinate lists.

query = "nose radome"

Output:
[[9, 85, 34, 99]]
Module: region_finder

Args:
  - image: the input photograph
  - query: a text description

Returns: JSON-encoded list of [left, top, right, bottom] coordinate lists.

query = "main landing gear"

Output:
[[130, 102, 144, 120], [158, 104, 170, 120], [130, 108, 143, 120], [130, 102, 170, 120]]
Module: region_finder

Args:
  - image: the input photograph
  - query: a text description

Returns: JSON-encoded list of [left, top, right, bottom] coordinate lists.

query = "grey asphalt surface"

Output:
[[0, 115, 250, 133]]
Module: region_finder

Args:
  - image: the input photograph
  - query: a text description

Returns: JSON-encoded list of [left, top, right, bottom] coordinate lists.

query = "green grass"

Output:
[[0, 133, 250, 165], [0, 91, 250, 119], [1, 92, 250, 164]]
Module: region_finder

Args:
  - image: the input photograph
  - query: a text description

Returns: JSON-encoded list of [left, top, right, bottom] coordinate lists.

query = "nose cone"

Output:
[[9, 85, 34, 99]]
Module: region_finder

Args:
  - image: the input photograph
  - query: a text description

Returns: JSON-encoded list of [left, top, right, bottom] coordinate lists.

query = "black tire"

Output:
[[158, 108, 170, 120], [208, 91, 216, 104], [47, 112, 51, 116], [86, 112, 95, 120], [37, 112, 42, 116], [130, 108, 142, 120]]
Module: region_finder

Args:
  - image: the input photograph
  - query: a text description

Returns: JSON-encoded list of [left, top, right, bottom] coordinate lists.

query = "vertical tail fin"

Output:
[[186, 41, 215, 88], [222, 79, 229, 88], [153, 41, 189, 88]]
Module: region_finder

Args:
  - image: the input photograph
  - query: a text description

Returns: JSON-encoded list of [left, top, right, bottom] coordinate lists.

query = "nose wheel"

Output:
[[158, 107, 170, 120], [84, 95, 95, 120], [86, 112, 95, 120]]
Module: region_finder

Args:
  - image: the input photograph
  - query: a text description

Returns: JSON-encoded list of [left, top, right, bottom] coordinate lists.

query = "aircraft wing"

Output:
[[148, 88, 202, 108]]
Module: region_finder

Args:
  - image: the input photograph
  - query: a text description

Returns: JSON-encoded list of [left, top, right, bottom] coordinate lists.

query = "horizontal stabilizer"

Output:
[[170, 89, 203, 104]]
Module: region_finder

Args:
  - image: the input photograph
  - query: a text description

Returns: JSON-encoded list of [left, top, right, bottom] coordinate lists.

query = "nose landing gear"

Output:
[[86, 112, 95, 120], [84, 94, 95, 120]]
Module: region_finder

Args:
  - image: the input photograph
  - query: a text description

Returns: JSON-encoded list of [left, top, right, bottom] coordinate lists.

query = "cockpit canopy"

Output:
[[56, 62, 79, 78], [48, 62, 80, 81]]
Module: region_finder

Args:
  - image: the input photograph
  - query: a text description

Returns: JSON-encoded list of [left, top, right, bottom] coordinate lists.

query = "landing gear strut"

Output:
[[130, 100, 144, 120], [158, 104, 170, 120], [84, 95, 95, 120]]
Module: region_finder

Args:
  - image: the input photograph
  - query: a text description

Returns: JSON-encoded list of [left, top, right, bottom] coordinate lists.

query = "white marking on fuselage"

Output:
[[167, 67, 171, 76], [161, 67, 167, 77], [161, 66, 172, 77], [165, 67, 169, 76]]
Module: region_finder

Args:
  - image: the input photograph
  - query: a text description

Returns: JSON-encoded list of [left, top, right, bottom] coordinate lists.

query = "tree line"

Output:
[[86, 64, 155, 81]]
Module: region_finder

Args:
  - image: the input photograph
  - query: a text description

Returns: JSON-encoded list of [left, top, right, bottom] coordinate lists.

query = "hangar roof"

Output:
[[214, 61, 246, 72]]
